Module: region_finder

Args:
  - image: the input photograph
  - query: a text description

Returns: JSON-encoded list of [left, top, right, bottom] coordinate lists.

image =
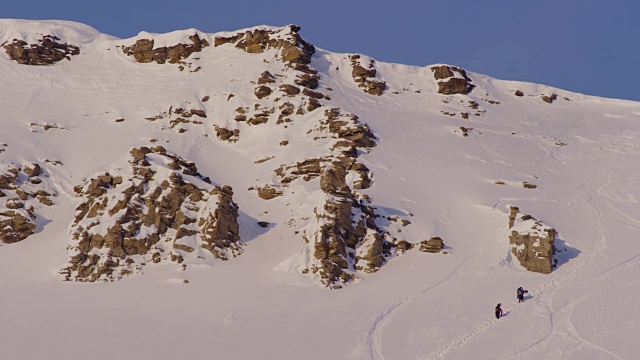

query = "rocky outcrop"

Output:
[[0, 162, 56, 244], [254, 85, 272, 99], [508, 206, 556, 274], [214, 126, 239, 142], [541, 93, 557, 104], [430, 65, 474, 95], [214, 25, 315, 72], [355, 230, 385, 273], [254, 185, 283, 200], [62, 146, 242, 281], [122, 33, 209, 64], [3, 35, 80, 65], [419, 237, 445, 253], [349, 54, 386, 96]]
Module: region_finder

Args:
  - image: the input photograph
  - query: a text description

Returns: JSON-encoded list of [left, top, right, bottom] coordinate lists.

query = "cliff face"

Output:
[[508, 206, 556, 274]]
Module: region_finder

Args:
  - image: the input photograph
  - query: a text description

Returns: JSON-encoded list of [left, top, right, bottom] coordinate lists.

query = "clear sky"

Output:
[[4, 0, 639, 101]]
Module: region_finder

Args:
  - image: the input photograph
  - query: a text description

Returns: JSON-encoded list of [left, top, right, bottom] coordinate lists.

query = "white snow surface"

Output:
[[1, 19, 640, 360]]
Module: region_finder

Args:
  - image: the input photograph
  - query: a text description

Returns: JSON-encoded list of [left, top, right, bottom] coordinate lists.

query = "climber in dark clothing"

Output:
[[517, 287, 529, 303], [495, 303, 503, 319]]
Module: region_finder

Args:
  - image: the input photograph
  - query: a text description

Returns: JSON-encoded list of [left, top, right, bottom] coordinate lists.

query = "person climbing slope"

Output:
[[495, 303, 503, 319], [517, 287, 529, 303]]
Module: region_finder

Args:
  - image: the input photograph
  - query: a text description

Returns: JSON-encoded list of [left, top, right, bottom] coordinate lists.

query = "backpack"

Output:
[[517, 287, 524, 295]]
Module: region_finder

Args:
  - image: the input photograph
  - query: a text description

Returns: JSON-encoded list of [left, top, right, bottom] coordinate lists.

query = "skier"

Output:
[[495, 303, 503, 319], [517, 287, 529, 303]]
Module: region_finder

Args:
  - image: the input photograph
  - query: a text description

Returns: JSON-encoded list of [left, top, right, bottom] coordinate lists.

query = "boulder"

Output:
[[508, 207, 556, 274], [430, 65, 474, 95], [419, 237, 444, 253], [254, 85, 272, 99]]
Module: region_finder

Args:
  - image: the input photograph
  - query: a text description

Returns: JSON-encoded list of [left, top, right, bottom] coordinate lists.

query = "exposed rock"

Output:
[[514, 90, 524, 97], [308, 159, 385, 286], [356, 230, 385, 273], [214, 25, 315, 70], [394, 240, 414, 254], [247, 116, 269, 125], [256, 185, 283, 200], [508, 206, 519, 229], [63, 147, 242, 281], [541, 94, 557, 104], [3, 35, 80, 65], [295, 73, 320, 89], [122, 33, 209, 64], [508, 207, 556, 274], [419, 237, 444, 253], [302, 88, 325, 99], [0, 210, 36, 244], [349, 54, 386, 96], [214, 126, 239, 142], [307, 98, 321, 112], [325, 108, 377, 148], [279, 84, 300, 96], [351, 162, 371, 189], [258, 71, 276, 84], [254, 85, 272, 99], [430, 65, 474, 95], [0, 163, 56, 244]]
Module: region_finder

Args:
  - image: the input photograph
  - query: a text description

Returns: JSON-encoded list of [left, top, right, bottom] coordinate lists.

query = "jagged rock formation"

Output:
[[508, 206, 556, 274], [0, 162, 56, 244], [349, 54, 386, 96], [122, 33, 209, 64], [3, 35, 80, 65], [214, 25, 315, 72], [430, 65, 475, 95], [62, 146, 242, 281]]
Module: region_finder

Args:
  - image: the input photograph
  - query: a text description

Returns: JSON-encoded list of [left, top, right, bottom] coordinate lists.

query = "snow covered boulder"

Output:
[[508, 206, 556, 274], [122, 33, 209, 64], [63, 146, 242, 282], [430, 65, 474, 95], [3, 35, 80, 65]]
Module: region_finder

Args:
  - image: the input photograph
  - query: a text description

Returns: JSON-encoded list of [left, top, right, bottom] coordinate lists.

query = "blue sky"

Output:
[[4, 0, 639, 101]]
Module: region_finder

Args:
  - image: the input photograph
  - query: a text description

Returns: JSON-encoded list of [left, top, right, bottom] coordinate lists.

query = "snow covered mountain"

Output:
[[1, 19, 639, 359]]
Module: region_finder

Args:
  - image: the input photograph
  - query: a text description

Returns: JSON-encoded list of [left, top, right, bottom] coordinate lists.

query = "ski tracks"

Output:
[[361, 256, 469, 360], [503, 296, 623, 360], [427, 181, 611, 359]]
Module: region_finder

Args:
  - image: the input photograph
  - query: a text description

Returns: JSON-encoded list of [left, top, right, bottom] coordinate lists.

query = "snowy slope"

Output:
[[1, 19, 640, 360]]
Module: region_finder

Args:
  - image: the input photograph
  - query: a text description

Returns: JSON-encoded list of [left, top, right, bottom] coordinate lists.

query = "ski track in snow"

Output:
[[503, 296, 623, 360], [426, 176, 615, 360], [361, 256, 469, 360]]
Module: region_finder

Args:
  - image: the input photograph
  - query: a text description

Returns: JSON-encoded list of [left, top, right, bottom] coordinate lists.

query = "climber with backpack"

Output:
[[495, 303, 503, 319], [517, 287, 529, 303]]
